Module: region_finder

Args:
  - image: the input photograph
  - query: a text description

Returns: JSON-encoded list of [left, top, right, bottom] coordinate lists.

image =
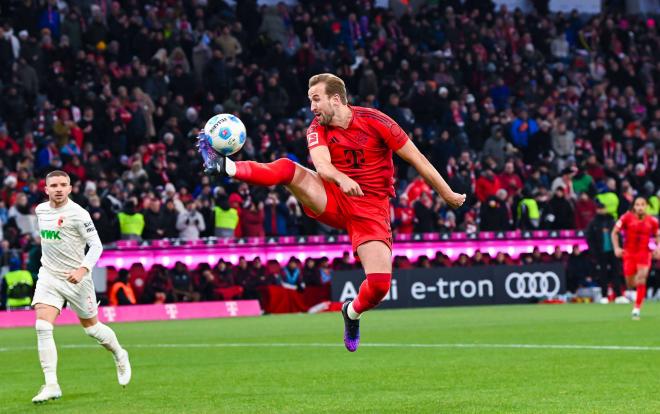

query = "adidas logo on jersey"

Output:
[[41, 230, 62, 240]]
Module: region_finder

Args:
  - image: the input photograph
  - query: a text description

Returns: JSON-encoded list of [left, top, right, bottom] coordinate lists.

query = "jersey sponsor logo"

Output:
[[344, 149, 365, 169], [84, 221, 96, 233], [307, 132, 319, 146], [40, 230, 62, 240]]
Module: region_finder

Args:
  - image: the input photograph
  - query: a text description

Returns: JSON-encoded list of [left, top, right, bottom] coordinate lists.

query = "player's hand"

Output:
[[66, 267, 87, 284], [614, 247, 623, 258], [445, 192, 466, 209], [337, 175, 364, 197], [653, 249, 660, 260]]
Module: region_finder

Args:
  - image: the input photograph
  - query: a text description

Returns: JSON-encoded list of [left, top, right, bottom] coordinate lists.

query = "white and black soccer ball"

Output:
[[202, 113, 247, 156]]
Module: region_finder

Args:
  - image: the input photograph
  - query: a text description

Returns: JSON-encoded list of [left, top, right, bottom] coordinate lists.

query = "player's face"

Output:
[[632, 198, 647, 216], [45, 176, 72, 204], [308, 83, 335, 126]]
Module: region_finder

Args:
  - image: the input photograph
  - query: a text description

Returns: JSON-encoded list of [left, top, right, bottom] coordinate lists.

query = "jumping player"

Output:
[[31, 171, 131, 403], [611, 196, 660, 320], [198, 73, 465, 351]]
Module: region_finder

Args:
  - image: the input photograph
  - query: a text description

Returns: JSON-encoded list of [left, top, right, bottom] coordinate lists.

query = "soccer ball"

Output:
[[203, 113, 247, 156]]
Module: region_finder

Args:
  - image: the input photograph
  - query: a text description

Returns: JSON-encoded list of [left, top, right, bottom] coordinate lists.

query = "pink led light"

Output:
[[97, 239, 588, 270]]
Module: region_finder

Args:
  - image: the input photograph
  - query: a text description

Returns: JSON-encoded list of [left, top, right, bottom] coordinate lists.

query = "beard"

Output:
[[317, 110, 335, 126]]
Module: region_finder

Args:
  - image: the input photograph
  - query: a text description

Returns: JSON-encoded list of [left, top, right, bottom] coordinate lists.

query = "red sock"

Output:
[[234, 159, 296, 186], [607, 284, 616, 302], [352, 273, 391, 314], [635, 284, 647, 309]]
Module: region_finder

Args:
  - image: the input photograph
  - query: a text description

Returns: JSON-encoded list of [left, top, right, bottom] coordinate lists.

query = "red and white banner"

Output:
[[0, 300, 262, 329]]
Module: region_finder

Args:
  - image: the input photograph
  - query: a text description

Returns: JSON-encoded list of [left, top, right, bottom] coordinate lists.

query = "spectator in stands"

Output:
[[475, 168, 502, 204], [545, 187, 575, 230], [7, 192, 37, 237], [171, 262, 199, 302], [574, 192, 598, 230], [239, 198, 265, 238], [281, 258, 304, 291], [479, 195, 509, 232], [566, 244, 593, 293], [161, 199, 180, 239], [498, 162, 523, 198], [109, 269, 137, 306], [87, 195, 115, 242], [263, 191, 289, 236], [586, 200, 623, 301], [214, 195, 238, 238], [117, 199, 144, 241], [197, 268, 220, 301], [142, 198, 166, 240], [176, 199, 206, 240], [144, 266, 173, 304], [302, 258, 318, 286], [412, 191, 434, 233]]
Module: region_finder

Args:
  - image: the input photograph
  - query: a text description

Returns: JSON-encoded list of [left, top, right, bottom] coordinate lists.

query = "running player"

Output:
[[611, 196, 660, 320], [198, 73, 465, 351], [31, 171, 131, 403]]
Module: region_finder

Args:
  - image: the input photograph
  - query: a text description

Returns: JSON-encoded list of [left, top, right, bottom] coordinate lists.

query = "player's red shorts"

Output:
[[302, 179, 392, 254], [622, 251, 651, 277]]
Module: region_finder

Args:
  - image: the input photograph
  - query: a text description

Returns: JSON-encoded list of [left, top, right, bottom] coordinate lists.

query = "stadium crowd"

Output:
[[1, 0, 660, 306]]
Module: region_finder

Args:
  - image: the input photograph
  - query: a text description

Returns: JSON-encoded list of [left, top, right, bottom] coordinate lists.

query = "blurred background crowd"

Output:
[[0, 0, 659, 307]]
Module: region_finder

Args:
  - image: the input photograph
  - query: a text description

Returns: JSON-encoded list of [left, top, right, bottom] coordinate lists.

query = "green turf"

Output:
[[1, 303, 659, 414]]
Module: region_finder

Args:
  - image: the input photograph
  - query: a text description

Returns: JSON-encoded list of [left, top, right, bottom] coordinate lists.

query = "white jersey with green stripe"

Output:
[[36, 199, 103, 280]]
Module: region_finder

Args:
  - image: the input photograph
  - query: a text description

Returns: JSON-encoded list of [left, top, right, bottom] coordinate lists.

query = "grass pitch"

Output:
[[1, 303, 659, 414]]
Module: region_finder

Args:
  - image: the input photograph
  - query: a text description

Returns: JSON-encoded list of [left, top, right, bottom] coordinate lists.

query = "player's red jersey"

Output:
[[616, 212, 659, 252], [306, 106, 408, 198]]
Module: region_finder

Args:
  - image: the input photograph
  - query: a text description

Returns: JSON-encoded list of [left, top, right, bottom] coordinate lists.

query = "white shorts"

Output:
[[32, 270, 98, 319]]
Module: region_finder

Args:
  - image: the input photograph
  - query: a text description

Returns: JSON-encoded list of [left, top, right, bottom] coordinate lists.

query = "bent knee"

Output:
[[35, 319, 54, 332]]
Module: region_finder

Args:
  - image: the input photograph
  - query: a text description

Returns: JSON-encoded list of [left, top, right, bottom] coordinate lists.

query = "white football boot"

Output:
[[32, 384, 62, 403], [632, 308, 641, 320], [114, 349, 132, 386]]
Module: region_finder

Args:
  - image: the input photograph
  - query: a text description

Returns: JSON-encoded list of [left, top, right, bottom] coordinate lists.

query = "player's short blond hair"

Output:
[[46, 170, 71, 184], [308, 73, 347, 104]]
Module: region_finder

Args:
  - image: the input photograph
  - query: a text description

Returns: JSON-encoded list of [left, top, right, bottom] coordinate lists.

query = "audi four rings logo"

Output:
[[505, 272, 561, 299]]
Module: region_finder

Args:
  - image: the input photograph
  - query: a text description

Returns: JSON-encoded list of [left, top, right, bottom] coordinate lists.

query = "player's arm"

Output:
[[68, 213, 104, 284], [309, 145, 364, 196], [611, 217, 624, 258], [395, 140, 466, 209]]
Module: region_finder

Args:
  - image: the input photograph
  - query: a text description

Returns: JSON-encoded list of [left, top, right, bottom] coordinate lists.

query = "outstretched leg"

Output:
[[199, 136, 328, 215]]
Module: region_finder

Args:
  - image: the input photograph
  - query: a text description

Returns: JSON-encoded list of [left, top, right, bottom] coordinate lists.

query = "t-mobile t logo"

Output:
[[102, 307, 116, 322], [164, 304, 178, 319], [225, 301, 238, 317]]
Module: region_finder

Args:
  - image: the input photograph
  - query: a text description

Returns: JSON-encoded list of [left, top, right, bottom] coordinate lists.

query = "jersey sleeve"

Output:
[[615, 212, 629, 231], [366, 110, 409, 151], [651, 217, 659, 235], [76, 208, 103, 271], [306, 118, 327, 150]]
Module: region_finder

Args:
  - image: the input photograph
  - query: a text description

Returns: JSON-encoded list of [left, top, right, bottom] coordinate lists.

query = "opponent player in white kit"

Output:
[[31, 171, 131, 403]]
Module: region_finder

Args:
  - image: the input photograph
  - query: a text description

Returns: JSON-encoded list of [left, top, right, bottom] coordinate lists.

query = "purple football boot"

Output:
[[341, 301, 360, 352], [196, 131, 227, 176]]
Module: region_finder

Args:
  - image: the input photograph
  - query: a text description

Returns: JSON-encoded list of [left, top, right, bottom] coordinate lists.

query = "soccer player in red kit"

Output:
[[198, 73, 465, 351], [611, 197, 660, 320]]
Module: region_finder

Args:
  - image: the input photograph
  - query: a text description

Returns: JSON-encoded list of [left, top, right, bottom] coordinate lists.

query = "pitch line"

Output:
[[2, 343, 660, 352]]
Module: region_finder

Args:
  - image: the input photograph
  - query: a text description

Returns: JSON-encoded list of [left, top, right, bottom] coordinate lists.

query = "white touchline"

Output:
[[2, 343, 660, 352]]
